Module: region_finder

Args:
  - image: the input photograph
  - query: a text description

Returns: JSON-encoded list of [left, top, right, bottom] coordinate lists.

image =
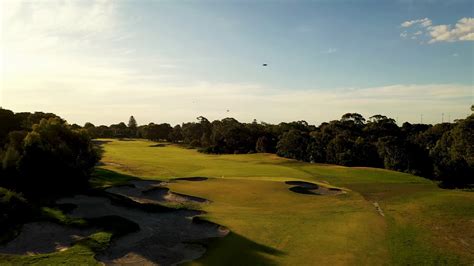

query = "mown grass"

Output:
[[101, 138, 426, 185], [170, 178, 387, 265], [97, 139, 473, 265]]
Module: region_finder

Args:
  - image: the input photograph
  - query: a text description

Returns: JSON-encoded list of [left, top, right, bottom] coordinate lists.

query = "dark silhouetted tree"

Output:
[[276, 130, 309, 161], [168, 125, 184, 143], [256, 136, 271, 153], [431, 115, 473, 187], [15, 118, 100, 196]]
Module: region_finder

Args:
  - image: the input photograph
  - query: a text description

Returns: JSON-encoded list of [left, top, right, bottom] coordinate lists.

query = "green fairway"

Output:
[[98, 139, 473, 265], [100, 139, 425, 184]]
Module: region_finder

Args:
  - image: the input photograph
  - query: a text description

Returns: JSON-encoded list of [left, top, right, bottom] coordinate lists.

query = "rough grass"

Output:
[[0, 176, 140, 265], [0, 232, 111, 266], [0, 205, 139, 265], [97, 139, 473, 265]]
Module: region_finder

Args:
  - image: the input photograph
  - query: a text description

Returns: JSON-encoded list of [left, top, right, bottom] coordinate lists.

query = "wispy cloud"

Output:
[[3, 74, 471, 126], [400, 17, 474, 44], [1, 0, 119, 53], [0, 0, 177, 108], [401, 18, 432, 28]]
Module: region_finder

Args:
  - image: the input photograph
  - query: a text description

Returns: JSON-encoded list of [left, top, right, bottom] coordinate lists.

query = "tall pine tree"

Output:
[[128, 116, 137, 137]]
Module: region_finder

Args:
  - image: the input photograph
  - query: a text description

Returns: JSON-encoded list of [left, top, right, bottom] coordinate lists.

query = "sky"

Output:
[[0, 0, 473, 126]]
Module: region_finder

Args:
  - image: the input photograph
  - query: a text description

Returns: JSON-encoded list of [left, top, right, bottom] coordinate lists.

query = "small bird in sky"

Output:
[[262, 63, 268, 66]]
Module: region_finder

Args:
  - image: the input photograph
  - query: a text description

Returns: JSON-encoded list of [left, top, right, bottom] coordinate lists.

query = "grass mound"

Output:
[[173, 177, 209, 182]]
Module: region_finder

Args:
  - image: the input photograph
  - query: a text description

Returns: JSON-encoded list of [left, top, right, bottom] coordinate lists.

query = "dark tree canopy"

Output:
[[128, 116, 138, 129], [277, 130, 310, 161], [430, 115, 474, 187], [0, 113, 100, 197]]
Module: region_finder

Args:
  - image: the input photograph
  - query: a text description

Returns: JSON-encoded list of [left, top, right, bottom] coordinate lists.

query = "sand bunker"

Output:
[[1, 180, 227, 265], [0, 222, 96, 255], [106, 180, 209, 204], [285, 181, 344, 195], [57, 194, 228, 265], [143, 187, 209, 204], [285, 181, 319, 189]]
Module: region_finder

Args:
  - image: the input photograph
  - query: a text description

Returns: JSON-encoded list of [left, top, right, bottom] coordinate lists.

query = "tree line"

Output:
[[1, 108, 472, 188], [82, 112, 473, 188]]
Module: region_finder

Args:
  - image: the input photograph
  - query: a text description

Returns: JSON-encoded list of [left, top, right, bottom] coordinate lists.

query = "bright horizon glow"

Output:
[[1, 0, 473, 126]]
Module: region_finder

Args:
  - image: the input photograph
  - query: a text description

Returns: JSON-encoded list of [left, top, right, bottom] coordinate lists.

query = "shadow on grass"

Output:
[[2, 168, 284, 265], [92, 140, 113, 145], [149, 143, 168, 147], [190, 232, 285, 266], [89, 169, 284, 265], [89, 168, 137, 188]]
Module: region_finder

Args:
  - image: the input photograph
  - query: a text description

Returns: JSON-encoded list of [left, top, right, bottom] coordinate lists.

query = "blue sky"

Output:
[[1, 0, 473, 125], [124, 1, 473, 88]]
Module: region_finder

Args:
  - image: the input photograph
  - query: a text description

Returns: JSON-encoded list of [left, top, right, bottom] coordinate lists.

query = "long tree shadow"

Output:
[[191, 232, 286, 266], [0, 167, 285, 265], [89, 168, 138, 188], [56, 170, 230, 265], [86, 169, 285, 265]]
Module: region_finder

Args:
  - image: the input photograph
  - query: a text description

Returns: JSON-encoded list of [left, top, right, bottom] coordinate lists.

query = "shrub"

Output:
[[0, 187, 31, 231], [6, 118, 101, 196]]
